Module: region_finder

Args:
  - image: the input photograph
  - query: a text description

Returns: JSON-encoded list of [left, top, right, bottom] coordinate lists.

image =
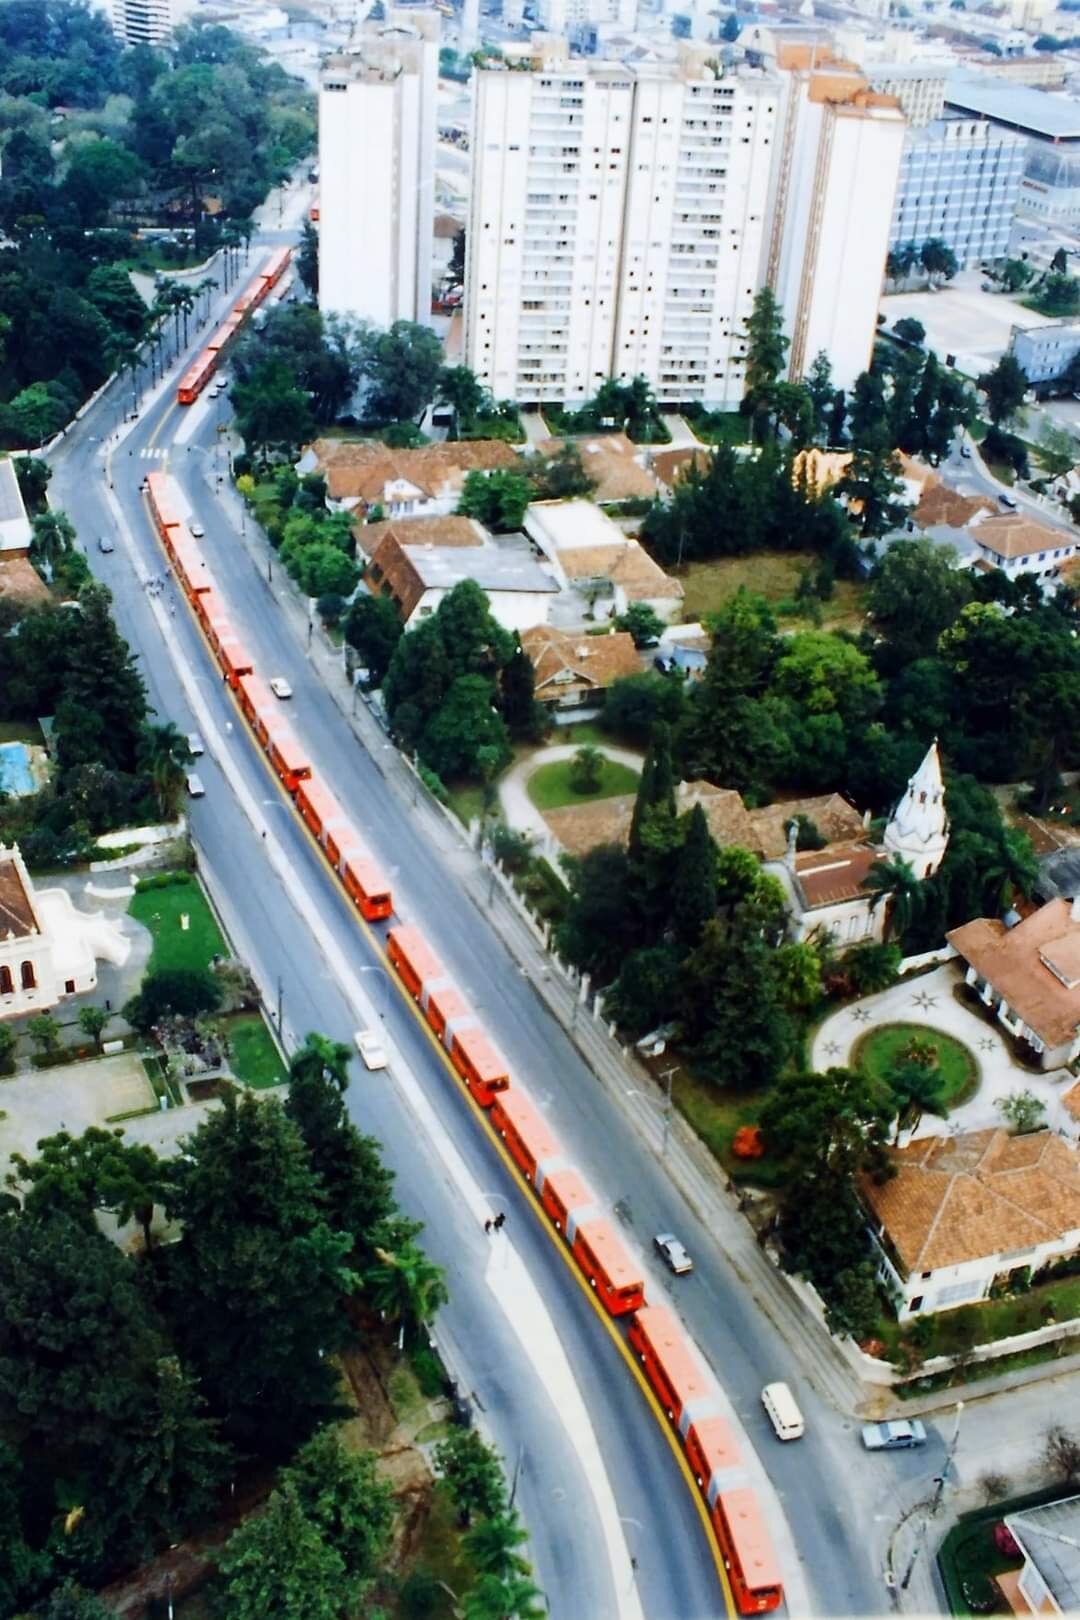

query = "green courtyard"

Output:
[[854, 1022, 980, 1111], [526, 757, 640, 811]]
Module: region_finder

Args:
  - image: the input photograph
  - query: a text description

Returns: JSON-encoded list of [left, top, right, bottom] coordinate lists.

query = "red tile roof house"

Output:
[[949, 897, 1080, 1070], [296, 438, 522, 519]]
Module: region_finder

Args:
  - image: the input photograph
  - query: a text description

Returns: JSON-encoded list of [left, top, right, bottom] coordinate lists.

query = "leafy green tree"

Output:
[[773, 940, 824, 1015], [740, 286, 789, 440], [760, 1066, 892, 1180], [366, 1238, 448, 1335], [434, 1431, 507, 1527], [213, 1482, 345, 1620], [860, 853, 923, 942], [27, 1012, 61, 1059], [920, 237, 958, 285], [614, 602, 665, 647], [421, 673, 512, 781], [804, 350, 834, 442], [982, 424, 1030, 479], [298, 217, 319, 297], [464, 1512, 531, 1580], [847, 369, 889, 448], [123, 966, 222, 1032], [887, 1061, 946, 1138], [530, 443, 596, 501], [344, 593, 403, 687], [358, 319, 443, 424], [893, 317, 925, 346], [837, 436, 908, 537], [36, 1584, 117, 1620], [9, 1126, 172, 1253], [999, 257, 1034, 293], [85, 264, 148, 336], [628, 722, 675, 858], [0, 1439, 49, 1617], [283, 1427, 395, 1600], [138, 720, 193, 818], [458, 467, 534, 531], [499, 636, 545, 742], [867, 538, 972, 667], [997, 1089, 1047, 1134], [56, 582, 148, 774], [670, 803, 716, 948], [1034, 271, 1080, 315], [843, 940, 901, 996], [29, 509, 75, 576], [0, 1024, 15, 1073], [772, 631, 882, 728], [384, 580, 515, 753], [978, 353, 1029, 426], [165, 1091, 358, 1451], [463, 1573, 546, 1620], [556, 844, 641, 980], [603, 671, 685, 745], [679, 918, 792, 1090], [569, 744, 604, 794], [233, 360, 315, 462], [76, 1005, 110, 1051], [605, 944, 682, 1038], [438, 364, 486, 437]]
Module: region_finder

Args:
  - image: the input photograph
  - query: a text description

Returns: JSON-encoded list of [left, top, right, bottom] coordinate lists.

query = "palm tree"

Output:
[[462, 1573, 546, 1620], [437, 365, 486, 438], [981, 826, 1039, 913], [861, 854, 922, 942], [887, 1061, 946, 1142], [464, 1515, 531, 1583], [196, 276, 218, 322], [288, 1031, 353, 1093], [368, 1240, 449, 1333], [29, 511, 75, 577], [173, 284, 196, 347], [623, 373, 659, 441], [139, 722, 193, 819]]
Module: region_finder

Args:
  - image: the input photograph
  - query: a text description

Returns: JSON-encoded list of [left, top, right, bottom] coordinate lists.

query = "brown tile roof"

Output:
[[0, 557, 50, 606], [860, 1129, 1080, 1274], [0, 856, 36, 938], [794, 844, 883, 909], [366, 535, 427, 622], [1064, 1083, 1080, 1122], [948, 899, 1080, 1050], [535, 434, 659, 504], [650, 447, 713, 490], [544, 779, 759, 858], [973, 512, 1064, 562], [913, 477, 995, 531], [679, 782, 763, 853], [354, 513, 488, 560], [520, 624, 641, 695], [307, 438, 521, 504], [610, 542, 684, 600], [792, 448, 851, 492], [558, 544, 628, 580], [749, 793, 867, 860]]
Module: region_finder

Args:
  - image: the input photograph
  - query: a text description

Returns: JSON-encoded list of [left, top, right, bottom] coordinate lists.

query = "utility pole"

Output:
[[659, 1066, 677, 1156], [276, 974, 284, 1040], [901, 1401, 964, 1592]]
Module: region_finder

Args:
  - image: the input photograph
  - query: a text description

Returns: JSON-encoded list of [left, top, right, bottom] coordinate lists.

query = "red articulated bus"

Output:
[[145, 472, 179, 542], [448, 1022, 510, 1107], [341, 848, 392, 921], [171, 532, 213, 600], [425, 980, 470, 1043], [568, 1216, 644, 1316], [194, 588, 226, 636], [628, 1306, 719, 1437], [489, 1089, 561, 1187], [710, 1489, 783, 1615], [263, 717, 311, 795], [177, 349, 217, 405], [260, 246, 292, 293], [535, 1163, 595, 1234], [236, 672, 274, 732], [219, 637, 254, 690], [388, 925, 444, 1001], [295, 776, 349, 847]]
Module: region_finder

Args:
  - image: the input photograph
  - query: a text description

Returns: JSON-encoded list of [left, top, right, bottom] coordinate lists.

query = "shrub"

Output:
[[124, 968, 222, 1033]]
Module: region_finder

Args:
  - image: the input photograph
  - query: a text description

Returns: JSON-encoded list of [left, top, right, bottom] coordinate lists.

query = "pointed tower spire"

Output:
[[882, 741, 949, 880]]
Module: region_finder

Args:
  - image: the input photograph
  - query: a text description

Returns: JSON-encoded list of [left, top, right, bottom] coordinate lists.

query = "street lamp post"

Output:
[[659, 1065, 677, 1156], [358, 964, 389, 1021], [900, 1401, 964, 1593]]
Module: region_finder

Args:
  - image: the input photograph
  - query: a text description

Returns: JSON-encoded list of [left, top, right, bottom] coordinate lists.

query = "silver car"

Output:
[[861, 1420, 927, 1452], [654, 1233, 693, 1275]]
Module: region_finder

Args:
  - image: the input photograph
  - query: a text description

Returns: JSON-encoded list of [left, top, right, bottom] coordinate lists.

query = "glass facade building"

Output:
[[890, 116, 1027, 268]]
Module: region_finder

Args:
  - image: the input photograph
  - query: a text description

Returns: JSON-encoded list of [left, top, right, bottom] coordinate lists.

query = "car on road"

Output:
[[185, 772, 206, 798], [960, 444, 973, 459], [354, 1028, 387, 1070], [860, 1420, 927, 1452], [653, 1233, 693, 1275], [270, 677, 293, 700], [187, 732, 205, 757], [97, 535, 115, 554], [999, 492, 1018, 510], [190, 520, 206, 538]]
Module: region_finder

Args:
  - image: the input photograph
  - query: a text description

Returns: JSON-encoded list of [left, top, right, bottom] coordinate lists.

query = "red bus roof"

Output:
[[427, 982, 471, 1026], [207, 319, 239, 352], [574, 1217, 642, 1294], [145, 471, 178, 524], [220, 638, 254, 677], [716, 1488, 783, 1592], [261, 246, 291, 281], [296, 776, 349, 833], [171, 532, 213, 593], [237, 672, 274, 713], [540, 1166, 595, 1214], [689, 1416, 744, 1487], [196, 589, 227, 626], [388, 924, 443, 984], [631, 1306, 713, 1407], [492, 1089, 562, 1166], [347, 854, 391, 902], [266, 719, 309, 773], [451, 1022, 509, 1084]]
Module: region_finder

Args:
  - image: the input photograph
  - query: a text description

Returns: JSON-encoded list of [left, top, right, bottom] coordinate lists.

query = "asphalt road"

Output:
[[41, 211, 971, 1620]]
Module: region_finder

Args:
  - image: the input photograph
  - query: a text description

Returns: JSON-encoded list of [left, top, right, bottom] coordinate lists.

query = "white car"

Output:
[[190, 520, 206, 538], [354, 1028, 387, 1070], [187, 732, 205, 757], [269, 677, 293, 700], [654, 1233, 693, 1275], [860, 1420, 927, 1452], [185, 772, 206, 798]]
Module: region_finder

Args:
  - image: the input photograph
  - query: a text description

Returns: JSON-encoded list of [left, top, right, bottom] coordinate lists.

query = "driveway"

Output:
[[498, 742, 644, 848], [660, 413, 706, 449], [812, 962, 1077, 1139]]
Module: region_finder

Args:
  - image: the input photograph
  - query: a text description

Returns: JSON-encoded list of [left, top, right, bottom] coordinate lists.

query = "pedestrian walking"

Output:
[[484, 1219, 493, 1234], [494, 1212, 506, 1231]]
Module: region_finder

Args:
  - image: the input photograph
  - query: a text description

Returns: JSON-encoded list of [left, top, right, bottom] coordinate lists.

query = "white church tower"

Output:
[[883, 741, 949, 880]]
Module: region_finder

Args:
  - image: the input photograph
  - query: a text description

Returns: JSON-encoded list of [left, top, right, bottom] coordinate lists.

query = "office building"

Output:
[[764, 45, 906, 390], [890, 117, 1026, 268], [945, 74, 1080, 224], [863, 62, 947, 127], [318, 9, 439, 328], [112, 0, 193, 45], [464, 41, 778, 407], [1010, 318, 1080, 386]]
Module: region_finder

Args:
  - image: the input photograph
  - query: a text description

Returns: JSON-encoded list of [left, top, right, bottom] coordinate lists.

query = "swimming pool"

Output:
[[0, 742, 35, 797]]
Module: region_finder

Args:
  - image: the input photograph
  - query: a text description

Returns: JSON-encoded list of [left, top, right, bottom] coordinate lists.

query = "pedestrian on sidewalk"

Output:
[[494, 1212, 506, 1231], [484, 1219, 493, 1234]]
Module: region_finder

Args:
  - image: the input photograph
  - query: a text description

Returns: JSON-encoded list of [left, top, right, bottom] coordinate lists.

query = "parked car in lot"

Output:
[[270, 677, 293, 700], [653, 1233, 693, 1275], [354, 1028, 387, 1070], [185, 772, 206, 798], [861, 1420, 927, 1452]]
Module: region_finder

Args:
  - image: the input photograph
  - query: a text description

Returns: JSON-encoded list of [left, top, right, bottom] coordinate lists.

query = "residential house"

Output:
[[969, 512, 1078, 583], [533, 435, 659, 506], [949, 897, 1080, 1069], [542, 779, 762, 861], [353, 513, 488, 561], [520, 624, 642, 713], [296, 438, 522, 518], [523, 499, 684, 623], [860, 1128, 1080, 1318], [0, 843, 127, 1019], [0, 459, 32, 558], [998, 1494, 1080, 1614], [366, 531, 558, 632], [650, 446, 714, 497]]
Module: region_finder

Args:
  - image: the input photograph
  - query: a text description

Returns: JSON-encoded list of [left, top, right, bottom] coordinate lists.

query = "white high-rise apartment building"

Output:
[[465, 42, 777, 407], [764, 45, 906, 390], [318, 9, 438, 330], [112, 0, 192, 46]]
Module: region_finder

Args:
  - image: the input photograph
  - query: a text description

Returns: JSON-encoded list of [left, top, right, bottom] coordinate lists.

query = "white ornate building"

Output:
[[881, 740, 950, 880], [0, 844, 128, 1019]]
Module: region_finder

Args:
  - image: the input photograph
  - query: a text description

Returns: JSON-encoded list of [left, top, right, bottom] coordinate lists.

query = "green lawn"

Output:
[[679, 551, 867, 630], [128, 877, 226, 975], [854, 1022, 979, 1110], [670, 1067, 789, 1187], [881, 1272, 1080, 1363], [227, 1011, 287, 1089], [446, 780, 489, 829], [683, 409, 749, 447], [527, 757, 640, 811]]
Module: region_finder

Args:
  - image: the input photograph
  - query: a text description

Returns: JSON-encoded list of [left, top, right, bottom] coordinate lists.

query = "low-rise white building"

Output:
[[522, 498, 684, 621], [0, 845, 128, 1019], [949, 897, 1080, 1069], [296, 439, 522, 520], [969, 512, 1078, 582], [861, 1127, 1080, 1318], [366, 532, 559, 632]]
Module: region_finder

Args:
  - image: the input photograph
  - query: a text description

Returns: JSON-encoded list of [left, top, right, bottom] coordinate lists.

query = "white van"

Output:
[[762, 1382, 804, 1441]]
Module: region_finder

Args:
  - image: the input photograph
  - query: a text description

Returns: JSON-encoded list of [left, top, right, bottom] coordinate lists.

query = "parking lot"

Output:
[[881, 272, 1057, 377]]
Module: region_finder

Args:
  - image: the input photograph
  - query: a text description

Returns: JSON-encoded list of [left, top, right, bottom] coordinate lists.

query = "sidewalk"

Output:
[[497, 742, 644, 846]]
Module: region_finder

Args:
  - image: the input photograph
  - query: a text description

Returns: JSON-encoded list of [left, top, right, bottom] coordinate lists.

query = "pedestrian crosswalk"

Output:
[[138, 447, 167, 459]]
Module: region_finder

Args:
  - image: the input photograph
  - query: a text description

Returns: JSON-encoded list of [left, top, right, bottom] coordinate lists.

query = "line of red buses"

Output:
[[141, 469, 784, 1617], [176, 246, 292, 406]]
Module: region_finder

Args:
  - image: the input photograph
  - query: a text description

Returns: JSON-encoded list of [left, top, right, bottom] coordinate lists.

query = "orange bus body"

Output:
[[569, 1217, 644, 1316], [295, 776, 348, 845], [177, 348, 217, 404], [265, 719, 310, 794], [449, 1022, 510, 1107], [489, 1089, 561, 1186], [261, 246, 291, 289], [145, 472, 179, 539], [237, 673, 273, 730], [425, 981, 470, 1043], [712, 1490, 783, 1615], [341, 852, 392, 920], [685, 1414, 744, 1493], [536, 1165, 595, 1233], [204, 608, 234, 657], [627, 1306, 718, 1435], [387, 925, 443, 1000], [219, 638, 254, 689], [194, 588, 225, 634], [170, 533, 213, 599]]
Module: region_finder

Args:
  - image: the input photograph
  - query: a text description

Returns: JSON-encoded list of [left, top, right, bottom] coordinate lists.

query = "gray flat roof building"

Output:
[[944, 74, 1080, 140]]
